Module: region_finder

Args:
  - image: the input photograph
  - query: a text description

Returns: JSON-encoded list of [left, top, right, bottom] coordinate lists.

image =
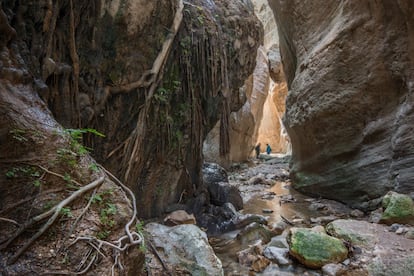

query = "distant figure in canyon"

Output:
[[255, 143, 261, 158], [266, 144, 272, 155]]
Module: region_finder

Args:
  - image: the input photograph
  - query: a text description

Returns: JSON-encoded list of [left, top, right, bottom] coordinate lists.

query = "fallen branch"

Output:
[[1, 175, 105, 264], [280, 215, 294, 226], [0, 217, 19, 226]]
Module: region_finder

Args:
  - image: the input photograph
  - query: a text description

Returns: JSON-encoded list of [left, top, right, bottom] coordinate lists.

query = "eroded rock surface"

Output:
[[269, 0, 414, 209], [145, 223, 223, 275]]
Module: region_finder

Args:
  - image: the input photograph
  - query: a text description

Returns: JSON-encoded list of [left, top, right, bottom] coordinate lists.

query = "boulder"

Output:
[[145, 223, 223, 275], [202, 162, 243, 210], [237, 242, 270, 272], [326, 219, 378, 248], [326, 219, 414, 275], [236, 222, 275, 245], [263, 246, 291, 266], [287, 227, 348, 269], [164, 210, 196, 226], [380, 191, 414, 225], [208, 181, 243, 210]]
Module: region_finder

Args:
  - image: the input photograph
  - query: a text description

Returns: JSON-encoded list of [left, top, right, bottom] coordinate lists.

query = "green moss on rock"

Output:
[[288, 227, 348, 269], [381, 192, 414, 225]]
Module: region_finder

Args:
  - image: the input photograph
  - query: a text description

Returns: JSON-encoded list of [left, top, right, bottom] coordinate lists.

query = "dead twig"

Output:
[[280, 215, 294, 226], [0, 217, 19, 226]]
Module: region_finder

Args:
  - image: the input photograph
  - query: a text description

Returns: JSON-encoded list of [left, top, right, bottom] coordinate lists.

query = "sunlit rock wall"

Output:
[[269, 0, 414, 209], [257, 46, 289, 154], [203, 46, 269, 166]]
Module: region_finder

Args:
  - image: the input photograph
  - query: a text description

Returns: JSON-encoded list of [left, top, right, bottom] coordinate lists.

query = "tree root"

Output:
[[62, 166, 144, 275], [105, 0, 183, 96], [0, 175, 105, 264]]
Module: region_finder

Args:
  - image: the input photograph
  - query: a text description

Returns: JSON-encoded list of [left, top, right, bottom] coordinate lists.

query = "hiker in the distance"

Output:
[[255, 143, 261, 158], [266, 143, 272, 155]]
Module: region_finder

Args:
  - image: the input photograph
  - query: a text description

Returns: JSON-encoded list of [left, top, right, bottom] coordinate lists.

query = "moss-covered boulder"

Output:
[[380, 192, 414, 225], [287, 227, 348, 269]]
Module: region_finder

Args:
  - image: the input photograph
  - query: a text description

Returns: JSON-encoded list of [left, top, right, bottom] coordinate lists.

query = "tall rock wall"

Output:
[[269, 0, 414, 209], [0, 0, 263, 219]]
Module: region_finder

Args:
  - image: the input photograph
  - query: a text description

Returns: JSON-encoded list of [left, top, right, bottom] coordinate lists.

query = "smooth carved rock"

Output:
[[287, 227, 348, 269], [268, 0, 414, 209]]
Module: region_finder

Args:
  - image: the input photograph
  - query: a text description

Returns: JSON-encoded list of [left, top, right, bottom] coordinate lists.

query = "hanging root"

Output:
[[106, 0, 184, 95]]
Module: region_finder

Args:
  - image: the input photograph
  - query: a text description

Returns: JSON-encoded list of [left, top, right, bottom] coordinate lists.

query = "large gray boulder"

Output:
[[145, 223, 223, 275], [268, 0, 414, 209]]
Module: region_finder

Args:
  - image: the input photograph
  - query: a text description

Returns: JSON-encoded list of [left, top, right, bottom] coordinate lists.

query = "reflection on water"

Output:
[[212, 181, 324, 276], [242, 182, 319, 225]]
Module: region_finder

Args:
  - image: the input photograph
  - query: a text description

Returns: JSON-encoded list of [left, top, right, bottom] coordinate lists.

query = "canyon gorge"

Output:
[[1, 0, 413, 275]]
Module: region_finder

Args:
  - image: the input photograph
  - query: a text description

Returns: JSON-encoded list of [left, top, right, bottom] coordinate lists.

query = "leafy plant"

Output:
[[96, 230, 111, 240], [63, 128, 105, 157], [33, 179, 42, 187], [60, 207, 73, 218], [89, 163, 100, 173]]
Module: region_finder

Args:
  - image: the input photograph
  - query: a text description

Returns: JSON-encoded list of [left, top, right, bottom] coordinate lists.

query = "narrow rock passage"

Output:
[[211, 155, 414, 275]]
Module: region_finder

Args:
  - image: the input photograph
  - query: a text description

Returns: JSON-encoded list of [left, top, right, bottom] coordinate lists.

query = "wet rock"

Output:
[[145, 223, 223, 276], [380, 192, 414, 225], [268, 234, 289, 249], [350, 209, 365, 218], [321, 263, 345, 276], [209, 181, 243, 210], [263, 246, 291, 266], [163, 210, 196, 226], [270, 221, 289, 235], [237, 242, 270, 272], [232, 213, 268, 230], [310, 215, 339, 225], [287, 227, 348, 269], [203, 162, 243, 210], [196, 203, 239, 235], [203, 162, 229, 185], [236, 222, 275, 245]]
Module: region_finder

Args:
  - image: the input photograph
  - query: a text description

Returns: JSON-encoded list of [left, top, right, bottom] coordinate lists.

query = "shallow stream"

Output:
[[211, 161, 331, 275]]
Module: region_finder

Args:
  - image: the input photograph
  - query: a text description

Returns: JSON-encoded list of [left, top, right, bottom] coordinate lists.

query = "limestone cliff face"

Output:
[[257, 46, 289, 154], [269, 0, 414, 208], [204, 46, 270, 166]]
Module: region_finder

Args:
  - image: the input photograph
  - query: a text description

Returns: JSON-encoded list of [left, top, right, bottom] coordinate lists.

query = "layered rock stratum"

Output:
[[269, 0, 414, 208]]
